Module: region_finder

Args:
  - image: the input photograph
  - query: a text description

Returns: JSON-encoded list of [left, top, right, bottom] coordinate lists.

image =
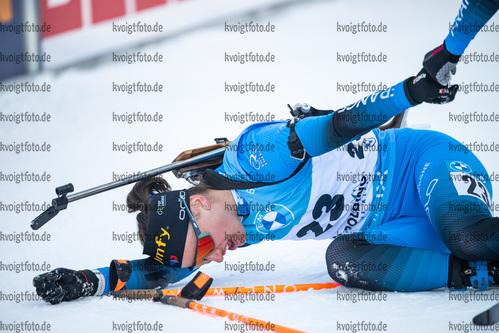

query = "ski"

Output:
[[473, 302, 499, 325]]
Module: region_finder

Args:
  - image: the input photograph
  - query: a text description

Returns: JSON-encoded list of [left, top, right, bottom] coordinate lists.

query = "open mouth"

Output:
[[222, 239, 239, 257], [228, 239, 239, 251]]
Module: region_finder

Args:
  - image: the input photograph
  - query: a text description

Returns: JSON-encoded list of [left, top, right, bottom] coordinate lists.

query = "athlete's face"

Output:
[[181, 192, 246, 268]]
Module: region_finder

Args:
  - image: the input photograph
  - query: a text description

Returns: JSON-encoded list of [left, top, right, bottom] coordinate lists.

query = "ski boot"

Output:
[[448, 254, 498, 291]]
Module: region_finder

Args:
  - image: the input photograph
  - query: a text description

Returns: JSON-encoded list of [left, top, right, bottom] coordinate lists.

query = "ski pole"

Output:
[[111, 282, 340, 301], [30, 147, 226, 230], [161, 296, 306, 333]]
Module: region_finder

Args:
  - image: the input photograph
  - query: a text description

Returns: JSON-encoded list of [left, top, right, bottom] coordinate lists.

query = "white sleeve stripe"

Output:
[[91, 270, 106, 296]]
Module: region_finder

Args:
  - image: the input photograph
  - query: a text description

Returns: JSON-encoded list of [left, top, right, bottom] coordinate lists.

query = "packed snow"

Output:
[[1, 0, 498, 332]]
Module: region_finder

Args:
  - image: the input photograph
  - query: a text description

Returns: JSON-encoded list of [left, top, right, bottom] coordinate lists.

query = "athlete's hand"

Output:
[[33, 268, 100, 304], [423, 42, 461, 86], [404, 68, 459, 105]]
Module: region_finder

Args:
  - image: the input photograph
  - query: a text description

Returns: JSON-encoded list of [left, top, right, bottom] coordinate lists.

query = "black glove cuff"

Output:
[[403, 77, 422, 106], [443, 40, 461, 63], [109, 260, 132, 291]]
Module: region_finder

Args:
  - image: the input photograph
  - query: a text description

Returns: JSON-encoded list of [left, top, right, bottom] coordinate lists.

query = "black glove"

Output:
[[404, 68, 459, 105], [33, 268, 100, 304], [423, 41, 461, 86]]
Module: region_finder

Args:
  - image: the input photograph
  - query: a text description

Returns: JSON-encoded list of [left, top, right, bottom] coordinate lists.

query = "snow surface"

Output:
[[1, 0, 499, 332]]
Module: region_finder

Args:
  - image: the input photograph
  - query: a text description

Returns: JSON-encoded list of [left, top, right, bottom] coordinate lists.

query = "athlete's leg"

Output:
[[413, 131, 498, 260], [326, 129, 499, 291]]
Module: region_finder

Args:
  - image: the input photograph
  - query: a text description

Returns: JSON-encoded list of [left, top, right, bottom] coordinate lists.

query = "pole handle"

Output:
[[161, 295, 192, 308]]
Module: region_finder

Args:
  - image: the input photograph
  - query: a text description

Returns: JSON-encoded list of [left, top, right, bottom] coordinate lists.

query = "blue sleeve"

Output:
[[295, 80, 412, 156], [218, 121, 303, 182], [95, 258, 195, 294], [445, 0, 499, 55], [219, 80, 412, 181], [124, 259, 194, 289]]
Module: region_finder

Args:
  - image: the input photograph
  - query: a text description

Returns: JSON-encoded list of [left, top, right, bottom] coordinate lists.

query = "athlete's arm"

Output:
[[104, 258, 194, 292], [295, 74, 457, 157], [33, 258, 194, 304], [224, 83, 412, 179], [294, 80, 411, 157], [447, 0, 498, 55], [219, 73, 456, 182]]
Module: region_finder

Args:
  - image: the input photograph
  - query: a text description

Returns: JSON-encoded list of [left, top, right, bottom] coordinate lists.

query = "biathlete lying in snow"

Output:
[[33, 0, 499, 304]]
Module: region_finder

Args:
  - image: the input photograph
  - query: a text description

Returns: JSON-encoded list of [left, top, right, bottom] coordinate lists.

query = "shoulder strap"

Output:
[[287, 119, 308, 161], [199, 103, 339, 190], [204, 103, 333, 190], [202, 158, 310, 190]]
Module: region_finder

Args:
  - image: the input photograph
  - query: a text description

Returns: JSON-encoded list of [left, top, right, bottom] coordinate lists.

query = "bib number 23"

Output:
[[297, 194, 344, 238]]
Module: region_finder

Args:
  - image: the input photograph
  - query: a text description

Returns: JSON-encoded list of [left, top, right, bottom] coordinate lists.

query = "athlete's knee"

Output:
[[325, 233, 371, 287]]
